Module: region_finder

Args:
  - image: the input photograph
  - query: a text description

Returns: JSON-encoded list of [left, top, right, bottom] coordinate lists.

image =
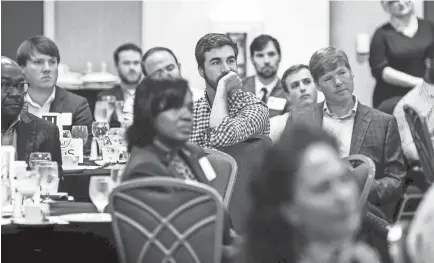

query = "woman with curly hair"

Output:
[[243, 123, 380, 263]]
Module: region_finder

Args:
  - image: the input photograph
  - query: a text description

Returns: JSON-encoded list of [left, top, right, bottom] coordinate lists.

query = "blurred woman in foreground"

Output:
[[244, 123, 380, 263]]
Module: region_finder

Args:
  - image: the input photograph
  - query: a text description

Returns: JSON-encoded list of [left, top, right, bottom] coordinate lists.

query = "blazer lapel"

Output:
[[114, 86, 124, 101], [49, 86, 65, 113], [350, 104, 371, 155], [180, 148, 210, 185], [16, 113, 36, 162]]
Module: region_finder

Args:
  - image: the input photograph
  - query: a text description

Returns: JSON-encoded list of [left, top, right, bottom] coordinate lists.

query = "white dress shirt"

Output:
[[322, 98, 359, 158], [26, 88, 56, 118], [254, 76, 279, 100], [122, 86, 136, 114]]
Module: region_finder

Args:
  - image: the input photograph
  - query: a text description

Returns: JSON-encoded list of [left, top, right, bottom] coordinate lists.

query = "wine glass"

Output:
[[100, 95, 116, 121], [108, 128, 125, 137], [1, 177, 12, 212], [71, 126, 89, 145], [110, 164, 125, 186], [35, 161, 59, 203], [89, 177, 113, 213], [92, 122, 110, 159], [29, 152, 52, 170], [15, 170, 41, 209], [114, 100, 125, 122]]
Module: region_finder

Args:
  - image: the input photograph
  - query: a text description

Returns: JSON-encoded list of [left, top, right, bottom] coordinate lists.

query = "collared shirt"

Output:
[[393, 81, 434, 161], [254, 76, 279, 100], [322, 97, 359, 158], [1, 115, 21, 157], [189, 89, 270, 150], [153, 140, 196, 181], [26, 88, 56, 118], [122, 86, 135, 114]]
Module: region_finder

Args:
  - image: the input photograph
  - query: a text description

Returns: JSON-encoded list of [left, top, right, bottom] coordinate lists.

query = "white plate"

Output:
[[1, 218, 12, 225], [94, 160, 109, 166], [13, 218, 57, 226], [59, 213, 112, 223]]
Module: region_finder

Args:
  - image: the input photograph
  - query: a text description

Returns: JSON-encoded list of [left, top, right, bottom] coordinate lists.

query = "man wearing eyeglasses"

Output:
[[16, 35, 93, 154], [1, 56, 62, 168]]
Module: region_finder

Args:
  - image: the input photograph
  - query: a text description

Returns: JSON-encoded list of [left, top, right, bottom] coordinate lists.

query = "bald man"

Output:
[[1, 56, 62, 169]]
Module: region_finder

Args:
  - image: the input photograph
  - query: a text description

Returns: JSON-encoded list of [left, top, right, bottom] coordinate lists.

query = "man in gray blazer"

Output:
[[16, 35, 93, 154], [241, 35, 290, 117], [282, 47, 406, 219]]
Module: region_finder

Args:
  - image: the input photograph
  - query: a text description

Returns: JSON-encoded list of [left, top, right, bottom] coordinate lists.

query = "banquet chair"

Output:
[[220, 134, 272, 232], [110, 177, 224, 263], [204, 148, 238, 207], [403, 105, 434, 186], [344, 154, 376, 207]]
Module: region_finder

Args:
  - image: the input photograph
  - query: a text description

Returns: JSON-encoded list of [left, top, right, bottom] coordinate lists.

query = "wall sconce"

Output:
[[356, 33, 370, 55]]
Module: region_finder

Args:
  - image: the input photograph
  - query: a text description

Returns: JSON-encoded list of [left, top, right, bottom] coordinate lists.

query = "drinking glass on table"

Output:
[[89, 177, 113, 213], [71, 125, 89, 145], [95, 95, 116, 123], [15, 170, 41, 208], [35, 161, 59, 203], [29, 152, 52, 170], [114, 100, 125, 121], [92, 122, 110, 159], [1, 177, 12, 211]]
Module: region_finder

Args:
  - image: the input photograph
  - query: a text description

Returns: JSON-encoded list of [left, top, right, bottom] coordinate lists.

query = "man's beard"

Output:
[[256, 66, 277, 79], [119, 72, 142, 85]]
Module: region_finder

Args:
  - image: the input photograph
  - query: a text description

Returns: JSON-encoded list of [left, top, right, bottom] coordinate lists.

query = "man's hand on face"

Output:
[[217, 71, 242, 97]]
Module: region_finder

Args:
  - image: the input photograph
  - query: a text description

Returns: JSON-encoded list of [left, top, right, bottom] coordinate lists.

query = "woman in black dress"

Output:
[[369, 0, 434, 108]]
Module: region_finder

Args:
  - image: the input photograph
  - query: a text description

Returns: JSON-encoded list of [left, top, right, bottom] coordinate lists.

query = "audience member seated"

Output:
[[243, 123, 379, 263], [98, 43, 143, 127], [283, 47, 407, 220], [406, 183, 434, 263], [270, 64, 318, 142], [141, 46, 182, 80], [1, 56, 62, 169], [393, 42, 434, 163], [189, 33, 270, 150], [241, 34, 290, 117], [120, 77, 239, 261], [369, 0, 434, 108], [16, 35, 93, 155]]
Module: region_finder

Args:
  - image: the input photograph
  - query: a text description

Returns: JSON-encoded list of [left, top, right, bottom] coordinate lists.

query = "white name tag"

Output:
[[60, 113, 72, 126], [267, 96, 287, 111], [198, 157, 217, 181], [61, 138, 83, 163]]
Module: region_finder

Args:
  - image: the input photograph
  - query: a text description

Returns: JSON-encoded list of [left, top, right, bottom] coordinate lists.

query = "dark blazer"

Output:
[[283, 102, 407, 217], [50, 86, 94, 154], [241, 76, 291, 118], [122, 142, 235, 246], [98, 85, 124, 128], [16, 111, 62, 171]]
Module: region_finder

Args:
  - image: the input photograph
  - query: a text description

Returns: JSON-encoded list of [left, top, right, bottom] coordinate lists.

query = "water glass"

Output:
[[89, 177, 113, 213], [110, 165, 125, 186], [35, 161, 59, 203], [29, 152, 52, 170], [1, 178, 12, 210], [62, 155, 79, 170], [15, 170, 41, 204], [71, 125, 89, 145]]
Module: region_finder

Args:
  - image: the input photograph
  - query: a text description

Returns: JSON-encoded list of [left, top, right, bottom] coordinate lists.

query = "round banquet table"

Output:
[[2, 202, 119, 263]]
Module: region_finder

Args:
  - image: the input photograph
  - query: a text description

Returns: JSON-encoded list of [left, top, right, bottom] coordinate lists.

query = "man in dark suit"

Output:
[[241, 35, 290, 117], [1, 56, 62, 169], [16, 35, 93, 154], [282, 47, 406, 218], [98, 43, 143, 127]]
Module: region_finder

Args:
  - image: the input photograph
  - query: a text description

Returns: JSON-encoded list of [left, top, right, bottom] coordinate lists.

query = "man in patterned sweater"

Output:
[[189, 33, 270, 150]]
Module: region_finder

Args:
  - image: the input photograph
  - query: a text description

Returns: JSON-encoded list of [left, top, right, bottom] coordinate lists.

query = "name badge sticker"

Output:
[[267, 96, 287, 111]]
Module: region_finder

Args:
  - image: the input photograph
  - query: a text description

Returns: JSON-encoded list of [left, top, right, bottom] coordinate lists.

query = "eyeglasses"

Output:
[[1, 81, 29, 94]]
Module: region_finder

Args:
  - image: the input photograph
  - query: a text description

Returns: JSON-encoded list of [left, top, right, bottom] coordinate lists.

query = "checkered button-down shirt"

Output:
[[393, 81, 434, 161], [189, 89, 270, 149]]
